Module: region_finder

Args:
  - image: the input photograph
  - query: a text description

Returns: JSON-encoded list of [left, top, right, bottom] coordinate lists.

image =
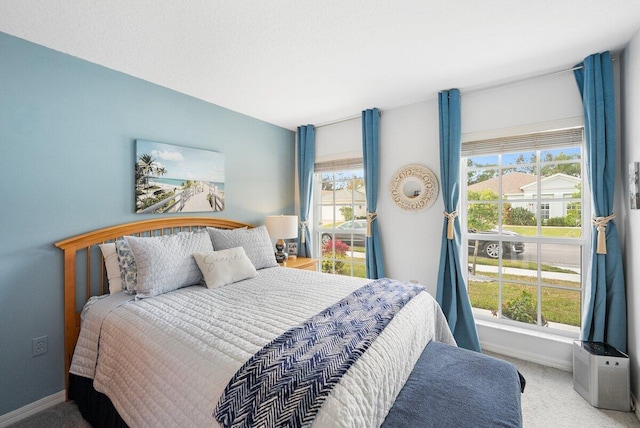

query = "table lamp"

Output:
[[265, 215, 299, 262]]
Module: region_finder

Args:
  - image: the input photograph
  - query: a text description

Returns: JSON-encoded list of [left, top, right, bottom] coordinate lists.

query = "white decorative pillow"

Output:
[[193, 247, 257, 289], [207, 226, 277, 270], [99, 243, 122, 294], [115, 238, 137, 295], [125, 230, 213, 299]]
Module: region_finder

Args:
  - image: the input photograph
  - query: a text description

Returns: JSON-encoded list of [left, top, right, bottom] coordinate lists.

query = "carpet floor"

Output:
[[8, 352, 640, 427], [488, 351, 639, 428]]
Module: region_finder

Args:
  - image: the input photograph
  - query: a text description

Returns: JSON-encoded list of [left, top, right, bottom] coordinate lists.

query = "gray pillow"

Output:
[[125, 230, 213, 299], [207, 226, 277, 270]]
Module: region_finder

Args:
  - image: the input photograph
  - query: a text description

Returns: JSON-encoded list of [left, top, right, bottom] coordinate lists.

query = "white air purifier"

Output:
[[572, 341, 631, 411]]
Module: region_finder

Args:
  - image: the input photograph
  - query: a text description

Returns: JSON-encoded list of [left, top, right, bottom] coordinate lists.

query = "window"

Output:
[[540, 203, 550, 220], [314, 159, 367, 278], [462, 127, 586, 334]]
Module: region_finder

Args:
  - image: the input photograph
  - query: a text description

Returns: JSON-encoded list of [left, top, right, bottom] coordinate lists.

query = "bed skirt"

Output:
[[69, 373, 128, 428]]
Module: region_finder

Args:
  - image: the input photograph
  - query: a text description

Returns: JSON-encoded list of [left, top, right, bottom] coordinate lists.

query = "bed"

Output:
[[55, 217, 523, 427]]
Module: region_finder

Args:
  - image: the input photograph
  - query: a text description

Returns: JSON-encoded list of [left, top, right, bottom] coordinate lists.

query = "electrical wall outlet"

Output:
[[32, 335, 48, 357]]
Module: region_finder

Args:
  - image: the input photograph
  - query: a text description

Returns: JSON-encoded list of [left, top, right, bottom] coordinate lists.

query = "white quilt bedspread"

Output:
[[71, 267, 455, 428]]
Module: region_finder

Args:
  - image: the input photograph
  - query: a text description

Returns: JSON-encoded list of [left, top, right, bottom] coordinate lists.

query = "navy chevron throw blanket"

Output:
[[214, 278, 424, 428]]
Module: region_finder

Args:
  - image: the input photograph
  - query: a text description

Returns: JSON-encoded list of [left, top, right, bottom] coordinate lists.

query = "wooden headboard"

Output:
[[54, 216, 253, 396]]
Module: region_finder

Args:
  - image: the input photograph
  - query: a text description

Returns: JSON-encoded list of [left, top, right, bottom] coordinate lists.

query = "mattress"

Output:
[[71, 266, 455, 427]]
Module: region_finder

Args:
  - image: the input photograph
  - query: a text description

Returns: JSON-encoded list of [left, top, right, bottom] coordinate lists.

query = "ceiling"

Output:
[[2, 1, 640, 130]]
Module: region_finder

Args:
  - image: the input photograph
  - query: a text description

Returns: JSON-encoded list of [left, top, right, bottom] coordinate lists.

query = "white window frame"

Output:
[[461, 126, 590, 338], [313, 158, 367, 278]]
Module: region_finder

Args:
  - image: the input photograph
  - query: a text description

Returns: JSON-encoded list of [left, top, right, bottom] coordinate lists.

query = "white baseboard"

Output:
[[634, 393, 640, 422], [0, 390, 65, 428], [482, 341, 573, 372]]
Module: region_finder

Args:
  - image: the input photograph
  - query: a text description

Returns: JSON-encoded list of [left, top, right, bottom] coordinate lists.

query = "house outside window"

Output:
[[462, 127, 586, 334], [313, 159, 367, 278]]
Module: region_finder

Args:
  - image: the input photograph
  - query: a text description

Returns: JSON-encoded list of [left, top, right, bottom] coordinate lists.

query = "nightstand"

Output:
[[279, 257, 319, 271]]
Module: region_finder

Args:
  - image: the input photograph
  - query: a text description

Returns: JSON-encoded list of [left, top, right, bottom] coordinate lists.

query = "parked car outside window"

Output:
[[468, 229, 525, 259], [321, 220, 367, 247]]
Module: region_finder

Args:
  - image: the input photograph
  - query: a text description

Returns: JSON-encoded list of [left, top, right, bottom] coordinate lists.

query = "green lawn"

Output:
[[469, 272, 581, 327], [319, 222, 338, 229], [506, 225, 582, 238], [352, 263, 366, 278], [321, 255, 367, 278], [470, 256, 576, 274], [468, 226, 582, 327]]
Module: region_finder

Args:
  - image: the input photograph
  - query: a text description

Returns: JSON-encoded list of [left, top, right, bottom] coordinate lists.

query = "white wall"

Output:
[[621, 31, 640, 407], [314, 69, 589, 369], [378, 101, 443, 295]]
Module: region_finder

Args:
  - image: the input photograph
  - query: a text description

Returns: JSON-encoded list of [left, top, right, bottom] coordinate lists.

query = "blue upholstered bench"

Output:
[[382, 341, 524, 428]]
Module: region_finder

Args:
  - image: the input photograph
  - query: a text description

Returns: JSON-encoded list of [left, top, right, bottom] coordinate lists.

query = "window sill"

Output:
[[475, 318, 575, 371], [475, 318, 577, 343]]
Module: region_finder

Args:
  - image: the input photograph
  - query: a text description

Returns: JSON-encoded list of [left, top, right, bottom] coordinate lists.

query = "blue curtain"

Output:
[[362, 108, 384, 279], [297, 125, 315, 258], [574, 52, 627, 352], [436, 89, 481, 352]]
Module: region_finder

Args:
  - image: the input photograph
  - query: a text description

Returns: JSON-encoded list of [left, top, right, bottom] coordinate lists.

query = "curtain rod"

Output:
[[461, 55, 617, 96], [312, 54, 617, 128], [315, 114, 360, 128], [315, 109, 382, 129], [461, 65, 583, 96]]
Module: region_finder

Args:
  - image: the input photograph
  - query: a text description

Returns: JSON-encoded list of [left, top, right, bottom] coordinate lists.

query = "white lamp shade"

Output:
[[265, 215, 298, 240]]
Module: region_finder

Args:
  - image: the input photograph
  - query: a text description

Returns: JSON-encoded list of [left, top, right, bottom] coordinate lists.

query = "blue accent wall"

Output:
[[0, 32, 294, 415]]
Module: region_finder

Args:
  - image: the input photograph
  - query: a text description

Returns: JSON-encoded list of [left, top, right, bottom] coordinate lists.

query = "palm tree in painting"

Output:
[[135, 153, 158, 209], [136, 154, 156, 190], [135, 153, 174, 212]]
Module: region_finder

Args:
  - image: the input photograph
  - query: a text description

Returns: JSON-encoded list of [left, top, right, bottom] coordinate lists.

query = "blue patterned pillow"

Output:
[[207, 226, 277, 270], [115, 238, 137, 295]]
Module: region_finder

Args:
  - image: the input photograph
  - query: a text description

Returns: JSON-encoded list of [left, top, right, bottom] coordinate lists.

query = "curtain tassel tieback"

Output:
[[591, 213, 615, 254], [443, 211, 458, 240], [366, 212, 377, 237], [299, 221, 309, 244]]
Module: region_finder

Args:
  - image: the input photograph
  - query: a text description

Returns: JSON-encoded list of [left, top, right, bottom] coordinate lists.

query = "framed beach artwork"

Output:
[[135, 140, 225, 214]]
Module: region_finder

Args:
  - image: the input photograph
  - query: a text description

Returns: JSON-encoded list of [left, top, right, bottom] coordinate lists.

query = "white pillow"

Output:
[[193, 247, 257, 289], [99, 243, 122, 294], [207, 226, 278, 270], [125, 230, 213, 299]]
